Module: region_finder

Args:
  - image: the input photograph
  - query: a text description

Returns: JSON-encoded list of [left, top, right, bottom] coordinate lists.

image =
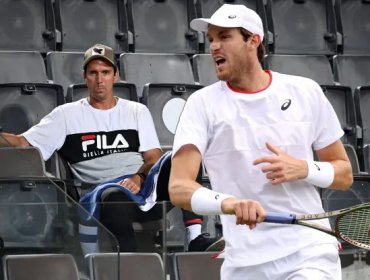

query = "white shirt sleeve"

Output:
[[173, 93, 209, 157], [22, 106, 67, 160], [137, 105, 161, 152], [311, 83, 344, 150]]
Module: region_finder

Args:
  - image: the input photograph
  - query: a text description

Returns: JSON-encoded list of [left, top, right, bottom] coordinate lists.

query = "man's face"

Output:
[[84, 59, 118, 101], [207, 25, 255, 83]]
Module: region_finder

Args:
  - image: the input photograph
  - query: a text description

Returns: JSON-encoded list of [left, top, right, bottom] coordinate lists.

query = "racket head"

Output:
[[335, 204, 370, 250]]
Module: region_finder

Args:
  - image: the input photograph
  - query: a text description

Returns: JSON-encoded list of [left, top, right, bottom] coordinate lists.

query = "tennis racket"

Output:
[[264, 203, 370, 250]]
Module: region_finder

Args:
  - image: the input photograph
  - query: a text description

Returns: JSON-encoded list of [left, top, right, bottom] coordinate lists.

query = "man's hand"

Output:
[[253, 142, 308, 185], [221, 197, 266, 229], [118, 175, 142, 194]]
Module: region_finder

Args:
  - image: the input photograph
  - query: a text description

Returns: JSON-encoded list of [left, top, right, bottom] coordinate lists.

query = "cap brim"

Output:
[[83, 55, 116, 70], [190, 18, 213, 32]]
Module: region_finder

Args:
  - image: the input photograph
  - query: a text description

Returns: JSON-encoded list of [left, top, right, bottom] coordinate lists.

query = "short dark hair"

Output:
[[239, 28, 265, 64]]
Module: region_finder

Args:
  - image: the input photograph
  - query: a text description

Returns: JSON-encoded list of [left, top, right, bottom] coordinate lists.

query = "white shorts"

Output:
[[221, 243, 341, 280]]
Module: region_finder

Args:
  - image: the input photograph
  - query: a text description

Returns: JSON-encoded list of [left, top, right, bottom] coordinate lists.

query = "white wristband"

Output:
[[190, 187, 233, 215], [303, 160, 334, 188]]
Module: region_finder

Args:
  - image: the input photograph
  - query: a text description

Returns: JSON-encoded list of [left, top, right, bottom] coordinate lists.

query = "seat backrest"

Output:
[[335, 0, 370, 54], [127, 0, 198, 54], [0, 83, 65, 134], [0, 147, 45, 178], [0, 0, 56, 52], [332, 54, 370, 92], [172, 252, 223, 280], [354, 86, 370, 145], [142, 83, 202, 152], [3, 254, 79, 280], [46, 51, 85, 95], [265, 0, 337, 54], [321, 85, 357, 147], [266, 54, 335, 85], [54, 0, 129, 52], [119, 53, 194, 97], [343, 144, 360, 175], [0, 51, 48, 83], [197, 0, 270, 52], [86, 252, 163, 280], [192, 54, 218, 86], [66, 83, 138, 103]]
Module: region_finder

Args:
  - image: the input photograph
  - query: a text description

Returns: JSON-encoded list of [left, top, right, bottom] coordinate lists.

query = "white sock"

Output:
[[186, 224, 202, 245]]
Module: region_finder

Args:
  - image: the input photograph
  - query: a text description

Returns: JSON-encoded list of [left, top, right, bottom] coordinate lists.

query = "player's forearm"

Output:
[[330, 159, 353, 191], [0, 133, 29, 148], [168, 177, 201, 211]]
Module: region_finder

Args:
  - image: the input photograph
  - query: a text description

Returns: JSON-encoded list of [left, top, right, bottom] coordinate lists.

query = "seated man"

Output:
[[0, 43, 224, 253]]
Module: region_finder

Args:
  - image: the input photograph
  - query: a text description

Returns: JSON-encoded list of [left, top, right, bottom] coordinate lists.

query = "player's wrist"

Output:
[[191, 187, 234, 215], [303, 160, 334, 188]]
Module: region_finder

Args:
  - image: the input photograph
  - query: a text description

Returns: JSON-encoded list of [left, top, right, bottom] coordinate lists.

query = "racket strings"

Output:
[[337, 208, 370, 246]]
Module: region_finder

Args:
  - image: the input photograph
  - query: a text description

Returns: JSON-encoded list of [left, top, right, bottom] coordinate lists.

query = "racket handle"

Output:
[[264, 212, 296, 224]]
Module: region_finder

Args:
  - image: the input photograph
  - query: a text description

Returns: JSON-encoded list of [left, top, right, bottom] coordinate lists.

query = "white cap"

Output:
[[190, 4, 264, 41]]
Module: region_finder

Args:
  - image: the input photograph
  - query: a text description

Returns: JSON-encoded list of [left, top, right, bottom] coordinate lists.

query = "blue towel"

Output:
[[78, 151, 171, 254]]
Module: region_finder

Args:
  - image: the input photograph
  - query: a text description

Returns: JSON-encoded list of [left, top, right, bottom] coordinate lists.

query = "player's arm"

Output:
[[169, 144, 266, 229], [315, 140, 353, 190], [0, 132, 30, 148], [254, 141, 353, 191]]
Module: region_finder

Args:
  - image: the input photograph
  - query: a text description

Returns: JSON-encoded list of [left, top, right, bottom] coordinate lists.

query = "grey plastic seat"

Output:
[[192, 54, 218, 86], [0, 51, 48, 83], [86, 253, 163, 280], [335, 0, 370, 54], [54, 0, 130, 52], [332, 54, 370, 92], [0, 0, 56, 52], [265, 0, 337, 55], [172, 252, 223, 280], [119, 53, 195, 97], [46, 51, 85, 96], [142, 83, 203, 152], [3, 254, 79, 280], [126, 0, 198, 54], [266, 54, 335, 85]]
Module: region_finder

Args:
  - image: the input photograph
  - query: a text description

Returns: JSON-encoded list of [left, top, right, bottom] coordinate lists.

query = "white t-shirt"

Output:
[[23, 98, 161, 184], [173, 71, 343, 266]]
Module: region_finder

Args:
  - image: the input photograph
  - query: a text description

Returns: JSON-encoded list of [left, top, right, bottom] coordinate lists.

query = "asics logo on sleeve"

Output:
[[314, 163, 321, 171], [215, 194, 220, 200], [281, 99, 292, 111]]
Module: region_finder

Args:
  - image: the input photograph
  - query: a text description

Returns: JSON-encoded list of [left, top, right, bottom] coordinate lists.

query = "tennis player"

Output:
[[169, 4, 353, 279]]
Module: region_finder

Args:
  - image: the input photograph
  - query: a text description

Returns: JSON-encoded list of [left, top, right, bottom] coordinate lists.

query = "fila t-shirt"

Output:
[[173, 71, 343, 266], [23, 98, 160, 184]]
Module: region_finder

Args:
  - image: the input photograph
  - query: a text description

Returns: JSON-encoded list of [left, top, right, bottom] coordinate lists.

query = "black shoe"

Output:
[[187, 233, 225, 252]]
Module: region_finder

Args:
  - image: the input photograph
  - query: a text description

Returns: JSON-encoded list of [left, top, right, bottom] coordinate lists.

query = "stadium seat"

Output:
[[126, 0, 199, 54], [46, 51, 85, 96], [86, 252, 163, 280], [265, 54, 335, 85], [119, 53, 195, 97], [321, 85, 357, 147], [196, 0, 270, 53], [142, 83, 203, 152], [171, 252, 223, 280], [192, 54, 218, 86], [0, 0, 57, 52], [0, 51, 48, 83], [335, 0, 370, 54], [265, 0, 337, 55], [54, 0, 130, 52], [66, 83, 138, 103], [332, 54, 370, 92], [3, 254, 79, 280], [0, 83, 65, 134]]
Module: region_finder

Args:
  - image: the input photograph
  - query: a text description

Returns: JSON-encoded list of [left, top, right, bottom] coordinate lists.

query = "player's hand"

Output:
[[253, 142, 308, 185], [118, 175, 142, 194], [221, 198, 266, 229]]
